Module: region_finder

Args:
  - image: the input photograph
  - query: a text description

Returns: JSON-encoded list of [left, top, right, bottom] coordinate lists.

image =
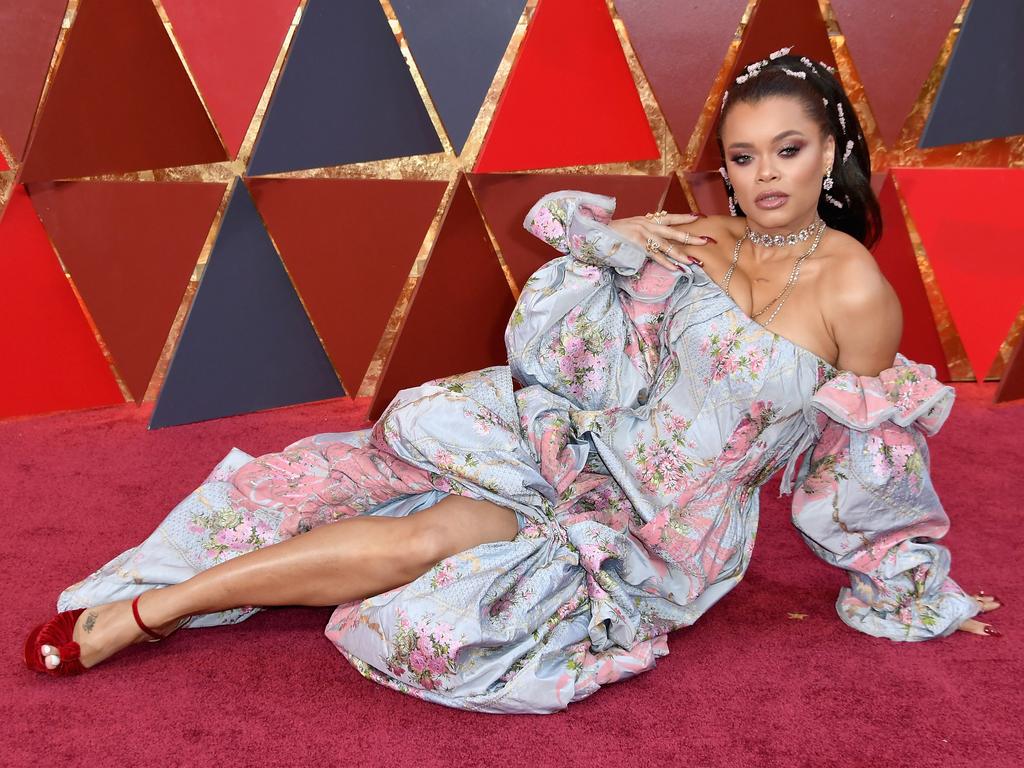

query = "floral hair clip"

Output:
[[800, 57, 820, 75], [734, 45, 793, 84], [842, 139, 854, 164], [782, 68, 807, 79], [836, 102, 847, 134]]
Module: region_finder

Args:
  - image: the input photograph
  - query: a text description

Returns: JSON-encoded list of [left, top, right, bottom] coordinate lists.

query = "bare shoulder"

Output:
[[817, 230, 895, 309], [816, 230, 903, 375]]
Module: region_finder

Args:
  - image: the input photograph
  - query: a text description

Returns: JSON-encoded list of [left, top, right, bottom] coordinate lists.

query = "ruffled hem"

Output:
[[810, 353, 954, 435]]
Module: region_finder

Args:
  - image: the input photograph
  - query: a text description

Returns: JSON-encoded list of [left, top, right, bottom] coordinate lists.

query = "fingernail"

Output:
[[692, 212, 707, 218], [702, 235, 718, 244], [690, 257, 704, 267], [983, 625, 1002, 637]]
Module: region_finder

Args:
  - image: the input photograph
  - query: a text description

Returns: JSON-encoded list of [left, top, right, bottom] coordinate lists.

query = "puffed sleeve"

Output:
[[505, 190, 672, 410], [789, 354, 981, 641]]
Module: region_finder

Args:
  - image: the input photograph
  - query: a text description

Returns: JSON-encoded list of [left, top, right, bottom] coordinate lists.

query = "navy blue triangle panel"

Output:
[[920, 0, 1024, 148], [149, 179, 344, 429], [391, 0, 526, 155], [247, 0, 444, 175]]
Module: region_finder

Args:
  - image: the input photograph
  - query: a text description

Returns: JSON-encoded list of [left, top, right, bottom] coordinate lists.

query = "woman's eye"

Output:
[[780, 145, 800, 156], [730, 155, 751, 165]]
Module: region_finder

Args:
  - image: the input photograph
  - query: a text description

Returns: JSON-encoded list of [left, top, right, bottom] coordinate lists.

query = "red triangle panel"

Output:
[[0, 186, 123, 419], [615, 0, 748, 158], [0, 0, 67, 161], [369, 175, 515, 420], [20, 0, 226, 183], [473, 0, 658, 173], [470, 172, 670, 290], [161, 0, 299, 159], [694, 0, 837, 172], [893, 168, 1024, 381], [872, 173, 949, 378], [28, 180, 225, 401], [248, 177, 448, 395], [831, 0, 961, 146]]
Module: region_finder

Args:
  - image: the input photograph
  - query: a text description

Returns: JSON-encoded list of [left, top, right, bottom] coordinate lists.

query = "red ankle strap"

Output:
[[132, 594, 166, 641]]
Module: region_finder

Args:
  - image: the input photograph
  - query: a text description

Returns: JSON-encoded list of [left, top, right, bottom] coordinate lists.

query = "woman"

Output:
[[26, 50, 1001, 713]]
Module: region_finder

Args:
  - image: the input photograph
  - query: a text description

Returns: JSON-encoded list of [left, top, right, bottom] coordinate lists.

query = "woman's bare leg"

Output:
[[42, 495, 519, 670]]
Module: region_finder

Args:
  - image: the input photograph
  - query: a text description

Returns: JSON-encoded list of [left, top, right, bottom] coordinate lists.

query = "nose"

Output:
[[755, 157, 779, 183]]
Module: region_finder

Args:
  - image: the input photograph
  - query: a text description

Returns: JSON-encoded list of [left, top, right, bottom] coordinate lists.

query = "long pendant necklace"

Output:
[[723, 219, 827, 327]]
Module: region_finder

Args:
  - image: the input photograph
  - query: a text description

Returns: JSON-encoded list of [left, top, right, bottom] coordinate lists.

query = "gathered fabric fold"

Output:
[[809, 353, 954, 435]]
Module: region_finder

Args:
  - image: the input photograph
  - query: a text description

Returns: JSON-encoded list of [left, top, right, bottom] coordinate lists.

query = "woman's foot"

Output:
[[39, 592, 187, 671]]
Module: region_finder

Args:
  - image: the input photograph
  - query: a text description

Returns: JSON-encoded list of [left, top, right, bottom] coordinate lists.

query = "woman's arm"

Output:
[[506, 190, 660, 410], [789, 356, 981, 640]]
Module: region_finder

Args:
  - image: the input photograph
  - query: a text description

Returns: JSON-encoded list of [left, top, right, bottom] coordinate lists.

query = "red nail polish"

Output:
[[983, 625, 1002, 637], [702, 235, 718, 244], [693, 212, 707, 218]]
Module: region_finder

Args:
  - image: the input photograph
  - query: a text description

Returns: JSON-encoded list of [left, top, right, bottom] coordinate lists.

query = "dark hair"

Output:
[[715, 52, 882, 249]]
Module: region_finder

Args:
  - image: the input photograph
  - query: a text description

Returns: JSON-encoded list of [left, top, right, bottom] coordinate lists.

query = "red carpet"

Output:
[[2, 385, 1020, 767]]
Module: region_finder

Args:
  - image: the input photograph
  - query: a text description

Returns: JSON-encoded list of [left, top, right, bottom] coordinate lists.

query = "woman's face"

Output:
[[721, 95, 835, 231]]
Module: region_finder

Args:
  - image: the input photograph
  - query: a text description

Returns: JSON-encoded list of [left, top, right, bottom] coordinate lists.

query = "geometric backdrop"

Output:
[[1, 0, 1022, 427]]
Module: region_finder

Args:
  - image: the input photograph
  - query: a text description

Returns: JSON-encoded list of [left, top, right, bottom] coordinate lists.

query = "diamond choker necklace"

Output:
[[745, 216, 824, 247]]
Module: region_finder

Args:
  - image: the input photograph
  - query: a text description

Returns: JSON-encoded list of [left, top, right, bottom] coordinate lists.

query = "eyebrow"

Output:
[[726, 130, 806, 150]]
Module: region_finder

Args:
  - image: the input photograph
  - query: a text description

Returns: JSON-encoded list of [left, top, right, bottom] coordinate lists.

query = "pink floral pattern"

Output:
[[60, 191, 979, 716]]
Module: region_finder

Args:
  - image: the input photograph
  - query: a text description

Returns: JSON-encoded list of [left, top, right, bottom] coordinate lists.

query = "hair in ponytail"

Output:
[[715, 51, 882, 249]]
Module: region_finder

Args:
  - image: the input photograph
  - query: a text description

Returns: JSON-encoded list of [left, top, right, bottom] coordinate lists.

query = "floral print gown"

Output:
[[56, 190, 980, 714]]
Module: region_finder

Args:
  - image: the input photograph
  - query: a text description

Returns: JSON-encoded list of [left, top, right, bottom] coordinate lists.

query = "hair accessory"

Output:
[[822, 97, 828, 107], [782, 68, 807, 79], [718, 166, 731, 187], [721, 89, 729, 109], [818, 60, 836, 74], [842, 139, 854, 164], [734, 46, 793, 85], [801, 57, 820, 75], [824, 193, 844, 208], [728, 195, 738, 217], [836, 102, 847, 134]]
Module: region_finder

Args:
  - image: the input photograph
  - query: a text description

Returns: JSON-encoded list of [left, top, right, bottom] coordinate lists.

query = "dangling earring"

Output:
[[822, 167, 834, 191], [719, 166, 738, 217]]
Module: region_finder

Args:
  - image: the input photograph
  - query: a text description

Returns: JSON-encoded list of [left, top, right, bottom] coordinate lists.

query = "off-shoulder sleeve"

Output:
[[789, 354, 981, 641], [505, 190, 663, 410]]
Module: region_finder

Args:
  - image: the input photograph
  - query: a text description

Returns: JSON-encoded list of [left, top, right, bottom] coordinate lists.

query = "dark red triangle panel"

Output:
[[248, 177, 448, 395], [686, 171, 731, 215], [20, 0, 226, 183], [469, 173, 670, 290], [161, 0, 300, 159], [370, 174, 515, 420], [831, 0, 961, 146], [0, 186, 123, 418], [872, 172, 949, 379], [473, 0, 658, 173], [995, 333, 1024, 403], [0, 0, 66, 161], [694, 0, 837, 172], [28, 181, 225, 401], [658, 173, 693, 218], [893, 168, 1024, 381], [615, 0, 747, 157]]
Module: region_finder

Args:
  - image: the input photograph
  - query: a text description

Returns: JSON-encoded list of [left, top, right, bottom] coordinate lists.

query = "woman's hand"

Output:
[[606, 212, 716, 271], [957, 592, 1003, 636]]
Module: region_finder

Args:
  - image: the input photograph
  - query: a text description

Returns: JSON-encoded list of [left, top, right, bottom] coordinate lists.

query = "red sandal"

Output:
[[25, 593, 186, 676]]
